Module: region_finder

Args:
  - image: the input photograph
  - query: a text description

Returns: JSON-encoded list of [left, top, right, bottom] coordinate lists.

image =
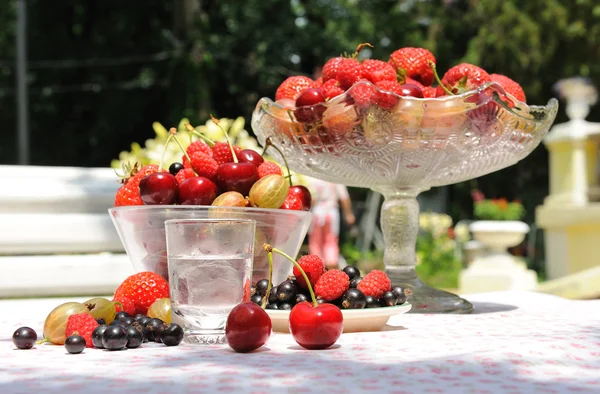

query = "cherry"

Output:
[[225, 302, 272, 353], [237, 149, 264, 167], [139, 172, 178, 205], [178, 176, 218, 205], [215, 162, 259, 197], [399, 83, 424, 98], [294, 88, 327, 123], [289, 301, 343, 350], [288, 185, 312, 211]]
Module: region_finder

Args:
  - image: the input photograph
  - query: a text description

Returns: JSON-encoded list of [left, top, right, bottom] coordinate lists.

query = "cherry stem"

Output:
[[158, 132, 174, 172], [185, 123, 215, 147], [170, 130, 192, 164], [261, 252, 275, 309], [211, 114, 238, 163], [264, 137, 293, 187], [264, 244, 318, 307], [428, 60, 454, 96]]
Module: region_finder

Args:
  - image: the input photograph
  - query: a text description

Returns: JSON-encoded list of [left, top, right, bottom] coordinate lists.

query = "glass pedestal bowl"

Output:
[[251, 81, 558, 313], [109, 206, 312, 286]]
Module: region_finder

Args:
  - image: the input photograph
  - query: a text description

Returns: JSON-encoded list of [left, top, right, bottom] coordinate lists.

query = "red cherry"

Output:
[[399, 83, 424, 98], [215, 162, 259, 197], [225, 302, 272, 353], [294, 88, 327, 123], [289, 301, 343, 350], [139, 172, 178, 205], [288, 185, 312, 211], [178, 176, 218, 205], [237, 149, 265, 167]]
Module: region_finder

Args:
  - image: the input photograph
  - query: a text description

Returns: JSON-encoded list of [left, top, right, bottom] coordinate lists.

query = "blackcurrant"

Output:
[[169, 162, 184, 176], [153, 323, 169, 343], [65, 335, 86, 354], [343, 265, 360, 280], [136, 316, 151, 327], [268, 286, 279, 304], [350, 277, 362, 288], [92, 324, 109, 348], [316, 297, 328, 305], [341, 288, 367, 309], [12, 327, 37, 350], [110, 319, 128, 328], [102, 325, 128, 351], [279, 303, 292, 310], [256, 279, 270, 296], [161, 324, 184, 346], [380, 291, 398, 307], [250, 285, 257, 296], [266, 303, 279, 310], [295, 293, 308, 304], [96, 318, 106, 325], [115, 311, 131, 320], [277, 280, 297, 303], [251, 294, 263, 305], [145, 318, 165, 342], [391, 286, 409, 305], [126, 325, 144, 349], [365, 296, 380, 308]]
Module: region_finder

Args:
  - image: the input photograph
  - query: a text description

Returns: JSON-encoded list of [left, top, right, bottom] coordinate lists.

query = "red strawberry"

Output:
[[280, 192, 303, 210], [490, 74, 526, 103], [348, 82, 376, 111], [65, 313, 98, 348], [313, 77, 323, 87], [112, 296, 135, 316], [175, 167, 195, 184], [190, 151, 219, 179], [436, 63, 491, 97], [114, 164, 159, 207], [389, 47, 436, 86], [186, 140, 213, 158], [114, 271, 170, 315], [212, 142, 234, 165], [275, 76, 316, 101], [422, 86, 437, 98], [257, 161, 283, 178], [322, 57, 346, 82], [320, 79, 345, 100], [361, 59, 396, 84], [336, 58, 363, 89], [293, 254, 325, 290], [375, 80, 405, 96]]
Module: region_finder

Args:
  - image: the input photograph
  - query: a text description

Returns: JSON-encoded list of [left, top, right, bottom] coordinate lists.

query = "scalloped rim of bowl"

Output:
[[266, 302, 412, 333], [109, 204, 312, 220]]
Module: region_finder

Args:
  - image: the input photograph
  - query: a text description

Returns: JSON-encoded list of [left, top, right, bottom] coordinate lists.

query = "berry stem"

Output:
[[169, 128, 192, 164], [36, 338, 48, 345], [211, 114, 238, 163], [261, 252, 275, 309], [263, 137, 293, 187], [158, 132, 174, 172], [185, 123, 215, 147], [428, 60, 454, 96], [264, 244, 318, 307]]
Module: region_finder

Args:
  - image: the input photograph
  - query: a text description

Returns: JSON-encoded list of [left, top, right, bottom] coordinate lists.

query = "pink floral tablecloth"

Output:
[[1, 291, 598, 393]]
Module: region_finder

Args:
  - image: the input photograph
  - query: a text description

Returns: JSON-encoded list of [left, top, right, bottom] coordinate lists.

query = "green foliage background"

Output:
[[2, 0, 600, 223]]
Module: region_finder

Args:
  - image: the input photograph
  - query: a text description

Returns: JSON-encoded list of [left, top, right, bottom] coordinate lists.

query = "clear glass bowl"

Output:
[[109, 206, 312, 285], [251, 80, 559, 314]]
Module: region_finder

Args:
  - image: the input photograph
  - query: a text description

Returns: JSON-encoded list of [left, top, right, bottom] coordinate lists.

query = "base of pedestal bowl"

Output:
[[386, 271, 473, 314]]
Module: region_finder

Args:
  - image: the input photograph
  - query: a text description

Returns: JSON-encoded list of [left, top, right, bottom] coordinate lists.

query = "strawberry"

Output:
[[435, 63, 491, 97], [361, 59, 396, 84], [190, 151, 219, 179], [280, 192, 303, 210], [389, 47, 436, 86], [375, 80, 405, 96], [336, 58, 363, 90], [212, 141, 234, 165], [112, 296, 135, 316], [322, 57, 346, 82], [113, 164, 159, 207], [348, 82, 376, 111], [175, 167, 195, 184], [257, 161, 283, 178], [320, 79, 345, 100], [275, 76, 316, 101], [422, 85, 437, 98], [186, 140, 213, 158], [313, 77, 323, 87], [490, 74, 526, 103], [65, 313, 98, 348], [113, 271, 170, 315]]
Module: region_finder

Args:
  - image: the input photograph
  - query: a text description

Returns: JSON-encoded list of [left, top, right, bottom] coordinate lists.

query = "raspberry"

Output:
[[314, 269, 350, 301], [175, 167, 195, 184], [190, 151, 219, 179], [186, 140, 213, 158], [212, 142, 234, 165], [65, 313, 98, 348], [112, 296, 135, 316], [114, 271, 170, 315], [357, 270, 391, 299], [257, 161, 282, 178], [293, 254, 325, 290]]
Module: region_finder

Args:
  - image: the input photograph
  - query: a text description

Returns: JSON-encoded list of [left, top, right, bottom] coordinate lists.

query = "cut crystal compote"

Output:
[[251, 81, 558, 313]]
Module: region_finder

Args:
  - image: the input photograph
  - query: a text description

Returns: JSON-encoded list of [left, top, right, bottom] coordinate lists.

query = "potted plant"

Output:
[[469, 190, 529, 253]]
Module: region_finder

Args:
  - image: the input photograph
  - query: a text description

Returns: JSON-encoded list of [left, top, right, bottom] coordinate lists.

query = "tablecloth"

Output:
[[1, 291, 598, 393]]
